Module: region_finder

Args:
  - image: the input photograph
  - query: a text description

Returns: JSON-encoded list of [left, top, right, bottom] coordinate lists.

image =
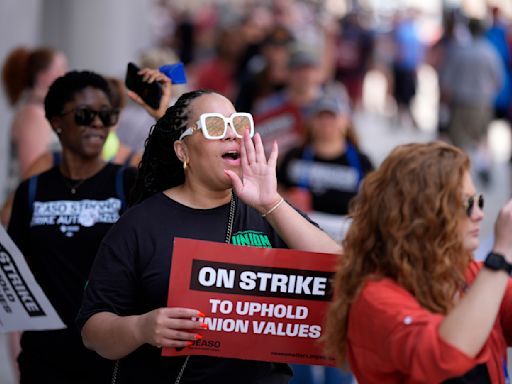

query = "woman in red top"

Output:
[[325, 141, 512, 383]]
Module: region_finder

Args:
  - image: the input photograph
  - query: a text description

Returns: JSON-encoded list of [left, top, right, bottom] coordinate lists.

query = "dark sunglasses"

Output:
[[464, 194, 484, 217], [61, 107, 119, 127]]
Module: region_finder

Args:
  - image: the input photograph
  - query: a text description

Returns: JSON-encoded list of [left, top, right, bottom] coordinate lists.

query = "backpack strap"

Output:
[[297, 146, 315, 189], [122, 150, 136, 168], [27, 174, 39, 216], [345, 142, 364, 186], [52, 151, 62, 167]]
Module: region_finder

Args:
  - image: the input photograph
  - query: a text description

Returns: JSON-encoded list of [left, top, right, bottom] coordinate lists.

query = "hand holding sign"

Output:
[[165, 238, 337, 366], [137, 307, 205, 349]]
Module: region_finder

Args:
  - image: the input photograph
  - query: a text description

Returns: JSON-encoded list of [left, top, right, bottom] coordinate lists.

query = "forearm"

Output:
[[439, 269, 509, 357], [82, 312, 144, 360], [264, 200, 341, 254], [1, 195, 14, 226], [8, 332, 20, 379]]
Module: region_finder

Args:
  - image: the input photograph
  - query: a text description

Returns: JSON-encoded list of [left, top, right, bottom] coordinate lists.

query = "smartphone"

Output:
[[159, 62, 187, 84], [125, 62, 162, 109]]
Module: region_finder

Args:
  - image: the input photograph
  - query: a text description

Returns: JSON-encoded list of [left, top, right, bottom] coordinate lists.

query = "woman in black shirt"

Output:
[[78, 89, 340, 383]]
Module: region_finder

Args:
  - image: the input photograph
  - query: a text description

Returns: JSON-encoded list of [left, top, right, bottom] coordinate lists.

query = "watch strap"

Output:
[[484, 252, 512, 275]]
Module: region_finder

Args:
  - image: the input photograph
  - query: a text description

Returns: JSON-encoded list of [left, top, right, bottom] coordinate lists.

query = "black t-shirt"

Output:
[[277, 146, 374, 215], [8, 163, 136, 383], [77, 193, 293, 384]]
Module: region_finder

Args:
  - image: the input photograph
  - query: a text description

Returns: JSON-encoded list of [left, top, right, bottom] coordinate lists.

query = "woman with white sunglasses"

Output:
[[78, 90, 340, 383]]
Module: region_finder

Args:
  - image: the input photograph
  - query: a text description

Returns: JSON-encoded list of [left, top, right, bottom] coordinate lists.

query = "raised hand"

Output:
[[127, 67, 172, 120], [136, 307, 205, 349], [225, 130, 282, 214], [493, 199, 512, 262]]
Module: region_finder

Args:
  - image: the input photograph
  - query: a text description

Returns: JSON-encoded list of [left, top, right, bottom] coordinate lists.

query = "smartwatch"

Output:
[[483, 252, 512, 275]]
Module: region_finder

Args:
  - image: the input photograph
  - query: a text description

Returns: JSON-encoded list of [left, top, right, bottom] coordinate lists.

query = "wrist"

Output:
[[490, 245, 512, 263], [483, 251, 512, 275], [132, 314, 147, 346], [261, 196, 285, 217]]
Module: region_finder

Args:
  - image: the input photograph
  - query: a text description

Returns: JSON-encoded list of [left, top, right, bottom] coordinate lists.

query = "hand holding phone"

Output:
[[125, 62, 162, 110]]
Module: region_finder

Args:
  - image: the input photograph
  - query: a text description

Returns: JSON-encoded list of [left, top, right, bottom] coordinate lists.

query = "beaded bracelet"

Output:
[[261, 197, 285, 217]]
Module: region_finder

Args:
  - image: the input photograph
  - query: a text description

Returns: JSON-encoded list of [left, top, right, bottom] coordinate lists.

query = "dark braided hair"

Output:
[[131, 89, 215, 204]]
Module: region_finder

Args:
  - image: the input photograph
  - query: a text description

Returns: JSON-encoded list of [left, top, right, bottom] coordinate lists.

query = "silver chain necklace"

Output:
[[174, 193, 236, 384], [64, 178, 86, 194], [111, 194, 237, 384]]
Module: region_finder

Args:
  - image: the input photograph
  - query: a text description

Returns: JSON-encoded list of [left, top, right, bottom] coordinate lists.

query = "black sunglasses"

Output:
[[61, 107, 119, 127], [464, 194, 484, 217]]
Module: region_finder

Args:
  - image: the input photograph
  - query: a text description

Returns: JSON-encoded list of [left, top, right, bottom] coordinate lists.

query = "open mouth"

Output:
[[222, 151, 240, 160], [83, 131, 106, 141]]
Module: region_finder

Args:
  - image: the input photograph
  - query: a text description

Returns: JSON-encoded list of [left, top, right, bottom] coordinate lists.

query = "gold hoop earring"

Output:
[[183, 161, 188, 170]]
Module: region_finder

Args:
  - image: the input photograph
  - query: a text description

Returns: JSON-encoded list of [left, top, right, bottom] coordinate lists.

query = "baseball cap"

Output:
[[287, 46, 319, 69], [308, 96, 351, 116]]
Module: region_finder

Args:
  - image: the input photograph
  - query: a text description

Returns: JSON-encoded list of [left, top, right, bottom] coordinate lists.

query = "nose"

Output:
[[470, 203, 484, 221], [90, 112, 104, 128], [224, 121, 238, 140]]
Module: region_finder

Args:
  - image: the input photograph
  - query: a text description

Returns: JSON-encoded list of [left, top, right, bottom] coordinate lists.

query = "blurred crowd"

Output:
[[3, 1, 512, 201], [119, 0, 511, 191], [118, 0, 510, 231]]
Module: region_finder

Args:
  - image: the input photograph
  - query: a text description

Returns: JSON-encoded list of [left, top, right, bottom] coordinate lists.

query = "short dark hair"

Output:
[[44, 70, 111, 121], [131, 89, 215, 204]]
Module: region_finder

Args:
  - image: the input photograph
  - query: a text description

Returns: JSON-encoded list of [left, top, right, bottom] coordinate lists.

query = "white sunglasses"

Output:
[[179, 112, 255, 141]]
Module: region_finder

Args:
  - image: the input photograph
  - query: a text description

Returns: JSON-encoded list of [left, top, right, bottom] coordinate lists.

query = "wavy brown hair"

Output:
[[2, 47, 58, 105], [324, 141, 471, 365]]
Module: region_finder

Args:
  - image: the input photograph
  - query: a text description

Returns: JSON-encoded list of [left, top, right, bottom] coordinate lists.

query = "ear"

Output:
[[50, 117, 63, 135], [174, 140, 188, 163]]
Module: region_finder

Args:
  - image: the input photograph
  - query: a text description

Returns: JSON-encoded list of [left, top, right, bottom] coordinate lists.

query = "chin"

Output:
[[464, 239, 480, 253], [84, 146, 104, 156]]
